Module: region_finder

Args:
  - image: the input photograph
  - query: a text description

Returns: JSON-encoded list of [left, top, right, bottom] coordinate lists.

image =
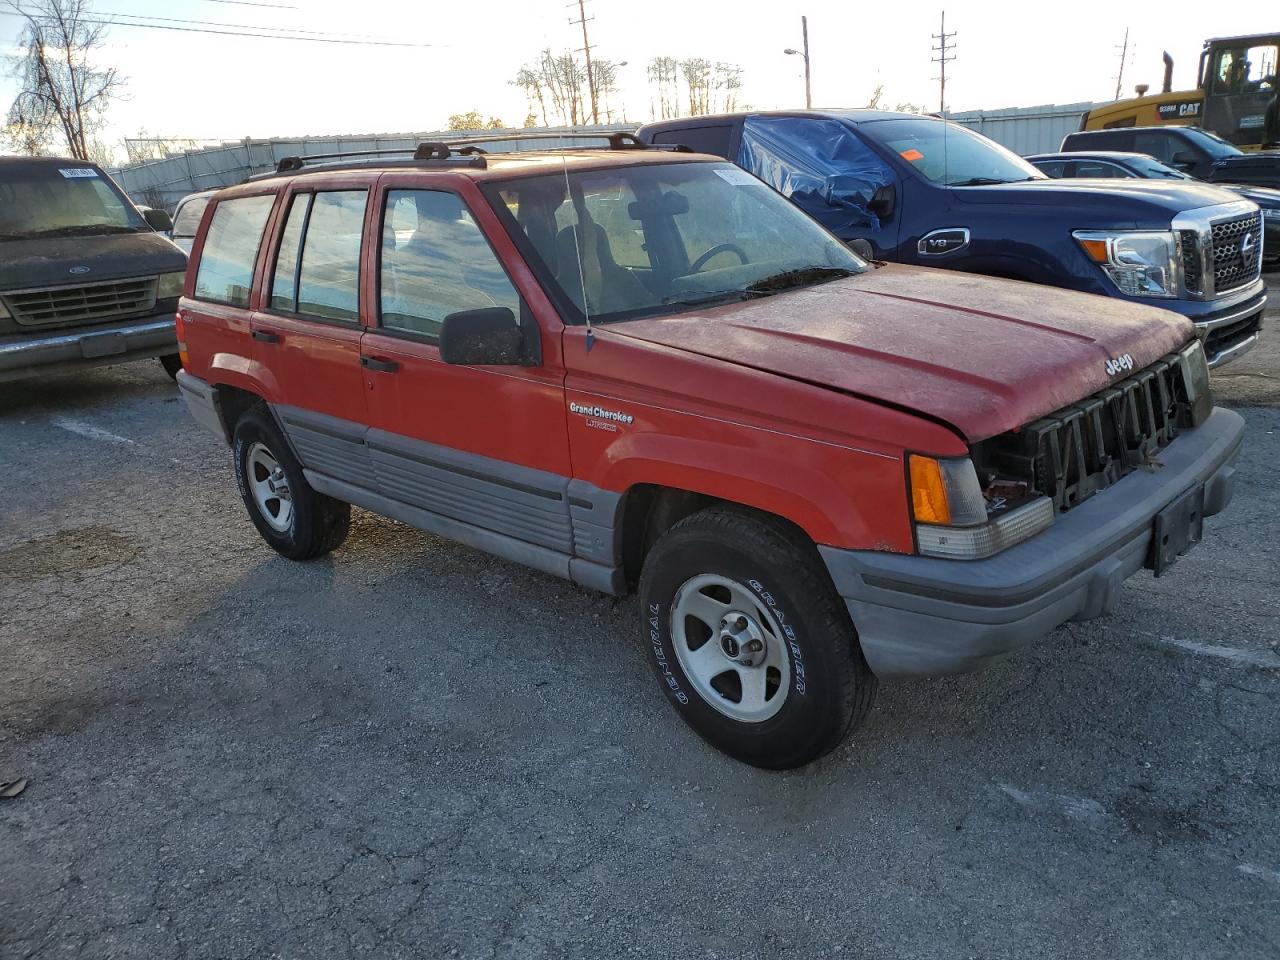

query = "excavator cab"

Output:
[[1200, 35, 1279, 148]]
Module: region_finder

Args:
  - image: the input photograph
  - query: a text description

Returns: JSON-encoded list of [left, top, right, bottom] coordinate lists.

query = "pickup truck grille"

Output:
[[1210, 212, 1263, 294], [1179, 230, 1202, 295], [1, 278, 158, 328], [971, 353, 1198, 515]]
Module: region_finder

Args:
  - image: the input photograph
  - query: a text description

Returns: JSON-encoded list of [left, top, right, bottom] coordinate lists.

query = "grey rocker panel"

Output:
[[274, 404, 627, 594]]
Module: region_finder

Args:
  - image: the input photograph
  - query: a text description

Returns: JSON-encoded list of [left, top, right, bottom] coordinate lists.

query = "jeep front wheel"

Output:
[[638, 507, 876, 769]]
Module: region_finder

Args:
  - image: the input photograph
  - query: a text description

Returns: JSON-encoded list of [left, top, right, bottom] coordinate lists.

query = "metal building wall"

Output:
[[947, 102, 1099, 156], [111, 125, 628, 211]]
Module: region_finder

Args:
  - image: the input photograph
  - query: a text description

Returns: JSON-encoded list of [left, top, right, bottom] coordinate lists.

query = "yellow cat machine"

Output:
[[1085, 34, 1279, 150]]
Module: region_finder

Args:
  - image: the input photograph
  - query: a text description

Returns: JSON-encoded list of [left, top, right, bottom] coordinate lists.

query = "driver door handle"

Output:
[[251, 329, 280, 344], [361, 356, 399, 373]]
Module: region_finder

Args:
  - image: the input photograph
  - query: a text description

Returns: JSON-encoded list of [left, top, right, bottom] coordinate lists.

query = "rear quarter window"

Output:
[[172, 195, 212, 238], [650, 124, 734, 158], [193, 195, 276, 307]]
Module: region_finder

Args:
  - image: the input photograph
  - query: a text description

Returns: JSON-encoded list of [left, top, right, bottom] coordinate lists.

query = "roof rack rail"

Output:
[[268, 130, 684, 176]]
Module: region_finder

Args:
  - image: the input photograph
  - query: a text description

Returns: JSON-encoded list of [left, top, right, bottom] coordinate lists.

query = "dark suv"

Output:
[[0, 156, 186, 383], [1060, 126, 1280, 189]]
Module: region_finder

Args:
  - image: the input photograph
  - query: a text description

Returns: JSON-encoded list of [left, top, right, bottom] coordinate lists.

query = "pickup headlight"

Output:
[[156, 271, 186, 299], [908, 454, 1054, 559], [1073, 230, 1179, 298]]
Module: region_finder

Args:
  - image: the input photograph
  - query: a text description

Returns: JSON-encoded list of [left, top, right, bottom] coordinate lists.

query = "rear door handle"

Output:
[[252, 330, 280, 343], [361, 356, 399, 373]]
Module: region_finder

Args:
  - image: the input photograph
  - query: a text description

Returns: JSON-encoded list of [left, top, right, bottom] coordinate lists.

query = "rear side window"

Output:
[[269, 190, 366, 321], [1072, 160, 1130, 178], [651, 124, 733, 158], [172, 195, 211, 238], [1133, 132, 1181, 165], [379, 190, 518, 338], [193, 195, 275, 307]]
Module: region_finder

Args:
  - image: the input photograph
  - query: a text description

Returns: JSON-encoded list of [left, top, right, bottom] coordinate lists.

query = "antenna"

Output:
[[931, 10, 956, 115], [561, 155, 595, 352]]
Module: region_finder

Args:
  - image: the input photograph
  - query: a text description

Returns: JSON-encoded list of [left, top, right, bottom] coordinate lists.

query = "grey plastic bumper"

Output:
[[175, 370, 227, 442], [819, 407, 1246, 679], [0, 312, 176, 383]]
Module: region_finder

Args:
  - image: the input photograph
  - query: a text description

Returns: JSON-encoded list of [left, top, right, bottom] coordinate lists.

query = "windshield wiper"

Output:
[[745, 266, 855, 293], [661, 289, 769, 309], [946, 176, 1038, 186], [22, 224, 143, 238]]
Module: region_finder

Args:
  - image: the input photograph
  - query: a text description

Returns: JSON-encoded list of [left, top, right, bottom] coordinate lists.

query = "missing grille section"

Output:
[[970, 353, 1199, 516]]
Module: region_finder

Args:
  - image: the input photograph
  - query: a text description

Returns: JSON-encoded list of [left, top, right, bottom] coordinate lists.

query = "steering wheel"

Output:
[[689, 243, 749, 273]]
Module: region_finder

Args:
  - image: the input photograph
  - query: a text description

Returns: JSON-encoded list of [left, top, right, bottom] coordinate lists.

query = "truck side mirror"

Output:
[[143, 208, 173, 233], [439, 307, 539, 367], [868, 184, 896, 219], [846, 239, 876, 260], [1170, 151, 1198, 172]]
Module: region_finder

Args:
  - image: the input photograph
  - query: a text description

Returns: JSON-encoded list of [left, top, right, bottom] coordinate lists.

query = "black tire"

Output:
[[639, 506, 876, 769], [232, 404, 350, 560], [158, 353, 183, 380]]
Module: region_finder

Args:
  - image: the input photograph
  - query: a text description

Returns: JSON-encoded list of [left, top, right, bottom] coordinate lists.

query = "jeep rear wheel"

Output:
[[639, 506, 876, 769], [232, 405, 350, 560]]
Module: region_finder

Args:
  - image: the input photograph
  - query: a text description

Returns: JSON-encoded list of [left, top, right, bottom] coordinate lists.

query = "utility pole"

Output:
[[931, 11, 956, 115], [569, 0, 599, 125], [783, 15, 812, 109], [1113, 27, 1130, 100]]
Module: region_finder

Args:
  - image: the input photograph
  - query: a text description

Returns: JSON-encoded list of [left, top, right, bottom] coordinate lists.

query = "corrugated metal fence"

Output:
[[111, 125, 629, 211], [947, 102, 1098, 156]]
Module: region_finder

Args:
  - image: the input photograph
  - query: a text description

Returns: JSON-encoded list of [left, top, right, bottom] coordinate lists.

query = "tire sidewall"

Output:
[[640, 526, 853, 767], [232, 409, 316, 558]]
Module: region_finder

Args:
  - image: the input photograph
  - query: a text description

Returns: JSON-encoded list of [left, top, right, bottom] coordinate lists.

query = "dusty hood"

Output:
[[0, 231, 186, 291], [610, 265, 1195, 442]]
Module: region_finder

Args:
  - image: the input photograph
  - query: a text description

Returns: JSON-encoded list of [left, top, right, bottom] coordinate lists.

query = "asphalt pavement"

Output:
[[2, 282, 1279, 959]]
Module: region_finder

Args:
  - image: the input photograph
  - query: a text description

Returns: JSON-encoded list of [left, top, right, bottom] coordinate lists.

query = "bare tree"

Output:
[[511, 49, 586, 127], [866, 84, 886, 109], [712, 62, 742, 113], [3, 0, 124, 160], [646, 56, 680, 120], [681, 58, 711, 116]]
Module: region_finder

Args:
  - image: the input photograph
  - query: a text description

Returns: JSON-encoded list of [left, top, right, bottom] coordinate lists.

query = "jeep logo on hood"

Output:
[[1105, 353, 1135, 376]]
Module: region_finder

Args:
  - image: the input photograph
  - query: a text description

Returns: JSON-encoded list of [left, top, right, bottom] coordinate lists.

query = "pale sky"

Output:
[[0, 0, 1270, 155]]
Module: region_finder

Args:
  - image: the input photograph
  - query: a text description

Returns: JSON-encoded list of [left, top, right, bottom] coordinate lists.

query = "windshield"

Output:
[[0, 164, 146, 241], [484, 161, 867, 324], [860, 117, 1045, 186], [1127, 156, 1193, 180], [1184, 127, 1243, 159]]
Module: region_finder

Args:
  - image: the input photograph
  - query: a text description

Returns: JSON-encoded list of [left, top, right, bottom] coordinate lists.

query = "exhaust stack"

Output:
[[1162, 52, 1174, 93]]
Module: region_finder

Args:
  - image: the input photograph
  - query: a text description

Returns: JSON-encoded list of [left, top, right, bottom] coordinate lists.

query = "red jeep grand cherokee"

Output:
[[175, 138, 1243, 768]]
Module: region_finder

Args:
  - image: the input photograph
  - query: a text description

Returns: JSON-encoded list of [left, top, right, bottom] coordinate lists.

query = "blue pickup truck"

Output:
[[637, 110, 1267, 367]]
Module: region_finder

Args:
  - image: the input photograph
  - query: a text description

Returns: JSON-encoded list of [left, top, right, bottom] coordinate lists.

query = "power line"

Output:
[[97, 9, 406, 43], [0, 10, 434, 47], [201, 0, 298, 9]]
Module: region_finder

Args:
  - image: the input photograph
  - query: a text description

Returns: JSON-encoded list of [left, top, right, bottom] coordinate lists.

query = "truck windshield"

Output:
[[0, 164, 147, 241], [485, 161, 867, 325], [1182, 127, 1243, 160], [861, 117, 1045, 187]]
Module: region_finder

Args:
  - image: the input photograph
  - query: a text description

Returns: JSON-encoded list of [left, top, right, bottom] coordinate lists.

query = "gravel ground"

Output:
[[2, 281, 1279, 959]]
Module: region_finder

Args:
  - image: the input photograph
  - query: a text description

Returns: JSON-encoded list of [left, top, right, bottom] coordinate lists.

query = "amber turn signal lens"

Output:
[[909, 454, 952, 525], [1078, 238, 1110, 263]]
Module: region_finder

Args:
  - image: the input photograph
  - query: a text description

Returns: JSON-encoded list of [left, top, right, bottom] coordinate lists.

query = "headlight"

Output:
[[156, 271, 186, 299], [1073, 230, 1179, 298], [908, 454, 1054, 559]]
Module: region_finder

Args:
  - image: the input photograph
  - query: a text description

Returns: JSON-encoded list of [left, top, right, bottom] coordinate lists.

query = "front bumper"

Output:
[[0, 311, 177, 383], [819, 407, 1245, 678], [1168, 282, 1266, 369]]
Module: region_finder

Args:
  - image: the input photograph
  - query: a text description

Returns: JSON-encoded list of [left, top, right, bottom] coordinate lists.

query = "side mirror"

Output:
[[143, 208, 173, 232], [846, 239, 876, 260], [439, 307, 537, 366], [868, 184, 896, 219], [1170, 151, 1198, 172]]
